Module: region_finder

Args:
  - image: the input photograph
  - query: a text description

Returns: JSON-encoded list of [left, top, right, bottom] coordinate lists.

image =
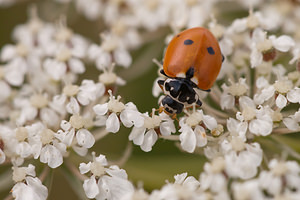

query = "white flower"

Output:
[[254, 76, 298, 108], [283, 108, 300, 131], [77, 79, 105, 106], [98, 63, 126, 86], [221, 138, 263, 179], [232, 179, 264, 200], [237, 97, 273, 136], [148, 172, 202, 200], [199, 157, 228, 193], [80, 153, 134, 200], [75, 0, 102, 20], [250, 28, 295, 68], [129, 110, 175, 152], [39, 141, 65, 168], [87, 33, 132, 69], [55, 116, 95, 156], [179, 109, 218, 153], [11, 164, 48, 200], [221, 78, 249, 110], [258, 159, 300, 197], [93, 90, 144, 133]]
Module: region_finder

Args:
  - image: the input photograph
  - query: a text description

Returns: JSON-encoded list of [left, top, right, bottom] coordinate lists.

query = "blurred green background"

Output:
[[0, 1, 206, 199]]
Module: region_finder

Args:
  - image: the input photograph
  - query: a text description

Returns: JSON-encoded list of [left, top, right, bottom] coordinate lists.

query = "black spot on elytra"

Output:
[[207, 47, 215, 55], [184, 39, 194, 45], [176, 34, 180, 37]]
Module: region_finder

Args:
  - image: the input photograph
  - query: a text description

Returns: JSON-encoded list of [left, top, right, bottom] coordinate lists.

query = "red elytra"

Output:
[[163, 27, 223, 90]]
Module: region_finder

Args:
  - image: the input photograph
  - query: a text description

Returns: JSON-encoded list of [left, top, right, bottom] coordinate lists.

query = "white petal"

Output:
[[79, 162, 91, 174], [0, 149, 6, 164], [76, 129, 95, 148], [128, 126, 145, 145], [60, 120, 71, 131], [95, 154, 108, 166], [93, 103, 108, 116], [120, 109, 144, 128], [195, 125, 207, 147], [230, 18, 247, 33], [83, 176, 99, 199], [227, 118, 248, 140], [25, 177, 48, 200], [250, 47, 263, 68], [40, 108, 60, 128], [16, 142, 32, 158], [106, 113, 120, 133], [66, 97, 80, 114], [5, 59, 26, 86], [254, 85, 275, 105], [152, 78, 163, 97], [101, 175, 134, 200], [256, 76, 269, 89], [275, 94, 287, 108], [141, 129, 158, 152], [69, 58, 85, 74], [87, 44, 102, 60], [40, 144, 63, 168], [203, 114, 217, 130], [287, 88, 300, 103], [95, 52, 112, 70], [283, 118, 300, 131], [0, 81, 11, 102], [43, 59, 66, 81], [113, 48, 132, 68], [159, 121, 175, 136], [249, 119, 273, 136], [179, 126, 196, 153], [73, 145, 88, 156], [1, 44, 16, 61], [220, 94, 235, 110], [271, 35, 295, 52]]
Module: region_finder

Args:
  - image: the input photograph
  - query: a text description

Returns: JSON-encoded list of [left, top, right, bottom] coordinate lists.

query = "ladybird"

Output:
[[158, 27, 223, 114]]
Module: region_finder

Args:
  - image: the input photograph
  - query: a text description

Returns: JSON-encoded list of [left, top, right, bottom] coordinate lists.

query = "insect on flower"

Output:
[[158, 27, 224, 114]]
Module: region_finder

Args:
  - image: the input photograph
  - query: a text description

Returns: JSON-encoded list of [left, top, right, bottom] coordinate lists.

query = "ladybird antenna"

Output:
[[152, 58, 163, 68]]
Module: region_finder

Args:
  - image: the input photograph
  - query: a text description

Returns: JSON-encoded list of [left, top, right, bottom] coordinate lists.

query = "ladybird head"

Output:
[[157, 78, 202, 115]]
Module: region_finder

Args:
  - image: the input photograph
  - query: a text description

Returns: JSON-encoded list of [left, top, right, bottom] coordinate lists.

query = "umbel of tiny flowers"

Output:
[[79, 152, 134, 200]]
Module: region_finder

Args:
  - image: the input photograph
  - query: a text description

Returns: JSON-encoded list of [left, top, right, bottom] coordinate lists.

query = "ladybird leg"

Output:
[[196, 99, 202, 106], [157, 79, 165, 90], [222, 54, 225, 62], [157, 79, 165, 86]]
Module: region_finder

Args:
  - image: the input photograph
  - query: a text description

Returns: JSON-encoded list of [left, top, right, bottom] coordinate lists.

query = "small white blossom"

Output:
[[80, 153, 134, 200], [221, 78, 249, 110], [222, 137, 263, 179], [93, 90, 144, 133], [11, 164, 48, 200], [77, 79, 105, 106], [178, 109, 218, 153], [129, 110, 175, 152]]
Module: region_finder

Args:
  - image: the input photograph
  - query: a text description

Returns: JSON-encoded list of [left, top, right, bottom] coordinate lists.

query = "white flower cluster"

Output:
[[1, 0, 300, 199]]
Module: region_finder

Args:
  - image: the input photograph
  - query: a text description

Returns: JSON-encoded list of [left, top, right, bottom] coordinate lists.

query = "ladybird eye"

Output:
[[207, 47, 215, 55], [184, 39, 194, 45]]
